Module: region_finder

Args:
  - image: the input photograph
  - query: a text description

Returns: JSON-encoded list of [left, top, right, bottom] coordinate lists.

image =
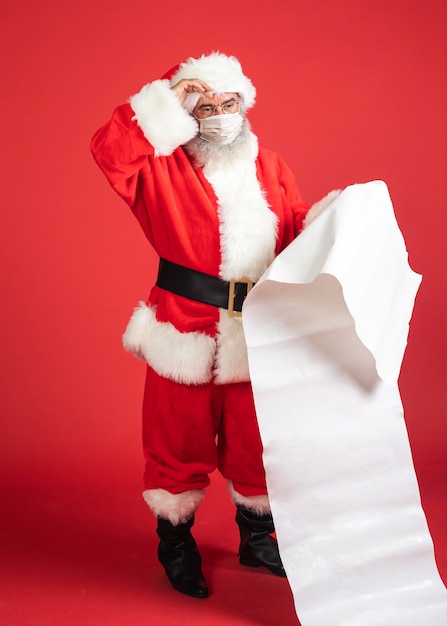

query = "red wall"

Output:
[[1, 0, 446, 503]]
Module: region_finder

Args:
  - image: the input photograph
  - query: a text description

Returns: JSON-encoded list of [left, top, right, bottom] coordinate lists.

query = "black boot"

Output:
[[156, 516, 209, 598], [235, 506, 287, 578]]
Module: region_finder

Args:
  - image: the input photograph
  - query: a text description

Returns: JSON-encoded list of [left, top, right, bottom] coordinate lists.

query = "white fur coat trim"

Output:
[[214, 309, 250, 384], [143, 488, 205, 525], [203, 132, 278, 283], [122, 302, 216, 384], [129, 79, 198, 157], [122, 302, 251, 384]]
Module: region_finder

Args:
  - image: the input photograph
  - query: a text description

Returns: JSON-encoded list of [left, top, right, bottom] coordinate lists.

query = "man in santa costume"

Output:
[[91, 51, 309, 598]]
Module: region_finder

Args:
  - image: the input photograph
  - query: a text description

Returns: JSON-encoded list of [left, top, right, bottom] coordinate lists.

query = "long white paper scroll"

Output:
[[243, 181, 447, 625]]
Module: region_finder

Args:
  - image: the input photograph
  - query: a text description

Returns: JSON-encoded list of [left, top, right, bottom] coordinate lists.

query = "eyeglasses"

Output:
[[193, 96, 240, 119]]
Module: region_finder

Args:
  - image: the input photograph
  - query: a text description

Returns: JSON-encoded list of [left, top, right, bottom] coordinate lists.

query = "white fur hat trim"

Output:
[[170, 51, 256, 113]]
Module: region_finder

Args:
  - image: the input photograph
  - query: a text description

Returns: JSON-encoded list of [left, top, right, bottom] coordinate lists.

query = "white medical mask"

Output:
[[197, 112, 244, 145]]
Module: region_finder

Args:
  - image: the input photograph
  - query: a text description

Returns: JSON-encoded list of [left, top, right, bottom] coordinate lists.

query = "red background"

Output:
[[1, 1, 446, 624]]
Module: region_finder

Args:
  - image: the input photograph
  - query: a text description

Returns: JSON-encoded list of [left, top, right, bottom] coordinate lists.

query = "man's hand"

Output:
[[171, 78, 213, 103]]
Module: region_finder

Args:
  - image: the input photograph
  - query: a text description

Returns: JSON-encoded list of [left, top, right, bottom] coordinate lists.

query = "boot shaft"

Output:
[[235, 505, 286, 578], [157, 515, 194, 539], [156, 515, 209, 598], [157, 515, 198, 553], [235, 506, 275, 534]]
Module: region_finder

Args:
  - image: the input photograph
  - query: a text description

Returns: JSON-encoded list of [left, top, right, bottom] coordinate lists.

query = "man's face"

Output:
[[193, 92, 240, 119]]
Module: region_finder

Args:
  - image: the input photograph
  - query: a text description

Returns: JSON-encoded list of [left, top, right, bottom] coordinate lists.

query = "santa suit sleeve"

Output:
[[90, 79, 198, 207], [276, 156, 343, 235], [277, 153, 310, 237]]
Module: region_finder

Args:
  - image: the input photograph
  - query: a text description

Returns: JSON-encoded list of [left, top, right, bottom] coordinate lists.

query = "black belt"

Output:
[[156, 258, 254, 317]]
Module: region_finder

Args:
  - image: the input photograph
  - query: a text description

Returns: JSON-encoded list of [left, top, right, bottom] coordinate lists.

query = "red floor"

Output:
[[1, 469, 446, 626], [1, 473, 300, 626]]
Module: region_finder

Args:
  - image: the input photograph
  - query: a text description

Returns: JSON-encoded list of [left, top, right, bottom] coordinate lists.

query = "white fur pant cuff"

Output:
[[142, 488, 205, 525], [228, 482, 271, 515]]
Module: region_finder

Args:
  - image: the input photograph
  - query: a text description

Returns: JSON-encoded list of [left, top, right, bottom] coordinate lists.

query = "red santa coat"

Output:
[[91, 79, 309, 385]]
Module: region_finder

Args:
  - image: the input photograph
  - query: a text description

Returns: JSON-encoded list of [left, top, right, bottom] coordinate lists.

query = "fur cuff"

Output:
[[228, 482, 271, 515], [129, 79, 198, 156], [143, 488, 205, 525], [303, 189, 342, 228], [122, 302, 216, 384]]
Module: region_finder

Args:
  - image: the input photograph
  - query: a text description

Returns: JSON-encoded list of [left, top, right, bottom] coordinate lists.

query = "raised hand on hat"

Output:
[[171, 78, 213, 103]]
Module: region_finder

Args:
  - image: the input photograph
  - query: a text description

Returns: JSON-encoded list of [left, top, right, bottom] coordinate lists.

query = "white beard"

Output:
[[183, 119, 257, 169]]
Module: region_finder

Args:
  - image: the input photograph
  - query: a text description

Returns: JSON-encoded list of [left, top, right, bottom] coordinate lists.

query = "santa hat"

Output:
[[166, 52, 256, 114]]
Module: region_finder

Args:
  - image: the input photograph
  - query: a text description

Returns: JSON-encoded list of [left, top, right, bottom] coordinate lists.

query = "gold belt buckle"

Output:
[[228, 278, 254, 318]]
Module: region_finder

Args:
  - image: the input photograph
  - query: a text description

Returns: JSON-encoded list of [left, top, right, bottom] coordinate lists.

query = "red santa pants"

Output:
[[142, 365, 267, 497]]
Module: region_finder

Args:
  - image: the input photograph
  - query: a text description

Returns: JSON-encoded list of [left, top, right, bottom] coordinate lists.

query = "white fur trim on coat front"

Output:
[[201, 131, 277, 384], [122, 302, 252, 385], [203, 132, 278, 283], [129, 79, 198, 156], [214, 310, 250, 384], [122, 302, 216, 384], [143, 488, 205, 525]]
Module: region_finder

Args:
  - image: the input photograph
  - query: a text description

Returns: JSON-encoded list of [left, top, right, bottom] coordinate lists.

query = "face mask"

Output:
[[197, 112, 243, 145]]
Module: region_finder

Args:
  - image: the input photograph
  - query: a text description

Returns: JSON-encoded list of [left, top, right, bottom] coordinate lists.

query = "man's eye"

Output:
[[201, 106, 213, 113]]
